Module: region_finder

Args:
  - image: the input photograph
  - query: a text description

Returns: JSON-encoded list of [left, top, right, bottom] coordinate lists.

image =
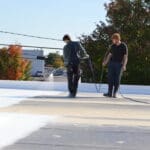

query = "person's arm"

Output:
[[122, 44, 128, 71], [102, 53, 112, 66], [122, 54, 128, 71], [77, 43, 89, 59], [63, 46, 69, 66]]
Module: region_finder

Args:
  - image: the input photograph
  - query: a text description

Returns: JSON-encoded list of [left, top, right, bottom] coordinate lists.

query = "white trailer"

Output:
[[22, 49, 45, 77]]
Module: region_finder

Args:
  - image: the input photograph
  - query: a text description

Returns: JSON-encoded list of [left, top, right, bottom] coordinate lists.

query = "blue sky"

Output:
[[0, 0, 110, 54]]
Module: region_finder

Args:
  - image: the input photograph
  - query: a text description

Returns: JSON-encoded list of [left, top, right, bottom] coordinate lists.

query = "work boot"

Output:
[[103, 93, 112, 97], [113, 93, 117, 98], [68, 93, 76, 98]]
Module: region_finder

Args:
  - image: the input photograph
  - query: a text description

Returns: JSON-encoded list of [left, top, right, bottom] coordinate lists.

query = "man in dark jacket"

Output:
[[103, 33, 128, 98], [63, 34, 89, 98]]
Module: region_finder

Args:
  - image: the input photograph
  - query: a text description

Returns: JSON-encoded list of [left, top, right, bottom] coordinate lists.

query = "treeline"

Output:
[[80, 0, 150, 85], [45, 53, 64, 68]]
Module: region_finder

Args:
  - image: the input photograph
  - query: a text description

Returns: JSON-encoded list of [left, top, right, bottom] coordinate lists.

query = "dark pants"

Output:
[[108, 62, 122, 96], [67, 64, 80, 96]]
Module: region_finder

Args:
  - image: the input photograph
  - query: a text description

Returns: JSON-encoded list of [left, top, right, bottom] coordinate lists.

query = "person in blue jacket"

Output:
[[63, 34, 89, 98]]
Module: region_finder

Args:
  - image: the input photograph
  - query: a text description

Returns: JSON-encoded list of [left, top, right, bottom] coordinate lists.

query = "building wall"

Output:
[[22, 49, 45, 76]]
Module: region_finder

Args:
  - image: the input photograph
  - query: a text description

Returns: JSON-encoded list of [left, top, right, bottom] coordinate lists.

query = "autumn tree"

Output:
[[0, 45, 31, 80]]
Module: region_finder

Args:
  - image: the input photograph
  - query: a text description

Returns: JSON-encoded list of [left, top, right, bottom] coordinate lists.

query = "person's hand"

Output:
[[102, 62, 106, 67], [122, 65, 126, 71]]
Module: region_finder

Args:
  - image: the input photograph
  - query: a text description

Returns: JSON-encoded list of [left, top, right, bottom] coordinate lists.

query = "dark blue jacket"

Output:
[[63, 41, 89, 66]]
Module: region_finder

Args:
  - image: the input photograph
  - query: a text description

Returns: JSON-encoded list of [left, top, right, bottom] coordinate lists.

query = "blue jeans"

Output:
[[67, 64, 80, 95], [108, 62, 123, 96]]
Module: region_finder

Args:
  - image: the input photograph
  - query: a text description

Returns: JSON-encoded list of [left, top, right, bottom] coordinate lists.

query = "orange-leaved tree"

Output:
[[0, 45, 31, 80]]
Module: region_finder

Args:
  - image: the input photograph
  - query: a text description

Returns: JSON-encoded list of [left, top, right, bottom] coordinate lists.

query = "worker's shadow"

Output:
[[34, 95, 68, 100], [33, 95, 96, 100]]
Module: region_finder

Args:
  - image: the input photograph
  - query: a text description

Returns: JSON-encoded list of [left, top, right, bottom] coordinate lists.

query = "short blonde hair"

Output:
[[111, 33, 121, 41]]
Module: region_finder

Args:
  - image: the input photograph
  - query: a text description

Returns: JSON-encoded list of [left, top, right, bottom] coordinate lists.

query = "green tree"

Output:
[[81, 0, 150, 85], [46, 53, 64, 68]]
